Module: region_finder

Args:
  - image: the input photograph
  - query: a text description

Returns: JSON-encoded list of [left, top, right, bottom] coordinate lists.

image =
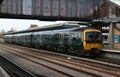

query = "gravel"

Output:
[[0, 49, 69, 77]]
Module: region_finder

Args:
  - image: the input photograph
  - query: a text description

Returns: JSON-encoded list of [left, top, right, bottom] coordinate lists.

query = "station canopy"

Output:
[[109, 0, 120, 8]]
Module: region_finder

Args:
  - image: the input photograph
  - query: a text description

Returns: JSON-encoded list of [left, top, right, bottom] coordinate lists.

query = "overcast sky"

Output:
[[0, 18, 62, 32]]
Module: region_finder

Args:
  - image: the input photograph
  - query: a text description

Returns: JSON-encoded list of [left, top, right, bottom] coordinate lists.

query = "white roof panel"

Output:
[[109, 0, 120, 7]]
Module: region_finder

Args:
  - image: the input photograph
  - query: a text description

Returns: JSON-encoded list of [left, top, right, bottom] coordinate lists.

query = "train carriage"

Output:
[[3, 24, 102, 56], [3, 35, 12, 44]]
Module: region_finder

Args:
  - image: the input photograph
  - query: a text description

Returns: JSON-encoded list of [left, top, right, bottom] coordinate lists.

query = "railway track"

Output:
[[1, 44, 120, 77], [0, 45, 100, 77], [93, 57, 120, 65], [5, 44, 120, 72], [0, 55, 35, 77]]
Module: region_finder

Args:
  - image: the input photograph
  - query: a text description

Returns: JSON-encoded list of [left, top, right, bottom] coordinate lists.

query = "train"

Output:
[[3, 23, 102, 56]]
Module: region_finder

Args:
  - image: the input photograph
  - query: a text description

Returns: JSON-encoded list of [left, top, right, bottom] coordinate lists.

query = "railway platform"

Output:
[[102, 48, 120, 53], [102, 45, 120, 60], [102, 45, 120, 53]]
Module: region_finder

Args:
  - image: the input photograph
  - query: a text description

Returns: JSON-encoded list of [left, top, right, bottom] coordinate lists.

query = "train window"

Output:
[[45, 35, 49, 40], [87, 35, 93, 41], [47, 35, 52, 41], [72, 37, 77, 41], [95, 34, 101, 40], [55, 38, 59, 40], [64, 38, 68, 41], [64, 34, 68, 41], [86, 32, 101, 43], [86, 32, 101, 40], [52, 34, 59, 41], [35, 37, 37, 40]]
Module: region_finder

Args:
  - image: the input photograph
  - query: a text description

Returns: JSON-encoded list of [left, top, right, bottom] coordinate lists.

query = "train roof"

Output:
[[4, 22, 96, 35]]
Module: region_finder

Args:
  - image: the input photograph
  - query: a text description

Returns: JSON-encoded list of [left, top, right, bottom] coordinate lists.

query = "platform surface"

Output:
[[102, 45, 120, 53]]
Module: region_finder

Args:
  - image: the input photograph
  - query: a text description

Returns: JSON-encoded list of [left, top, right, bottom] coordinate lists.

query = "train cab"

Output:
[[83, 29, 102, 55]]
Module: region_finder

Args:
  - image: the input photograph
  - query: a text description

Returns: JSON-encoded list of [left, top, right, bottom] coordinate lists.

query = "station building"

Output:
[[106, 0, 120, 49], [113, 23, 120, 49]]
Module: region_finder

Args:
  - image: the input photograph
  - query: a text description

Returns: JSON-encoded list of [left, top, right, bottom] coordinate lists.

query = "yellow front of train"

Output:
[[83, 29, 102, 55]]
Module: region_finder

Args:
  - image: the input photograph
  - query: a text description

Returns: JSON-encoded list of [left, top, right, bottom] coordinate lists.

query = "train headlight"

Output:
[[87, 44, 90, 46]]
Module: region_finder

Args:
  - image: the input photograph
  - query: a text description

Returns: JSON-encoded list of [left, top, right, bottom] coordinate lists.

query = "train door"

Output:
[[22, 34, 26, 46], [36, 34, 40, 48], [32, 32, 42, 48], [64, 34, 69, 45], [63, 33, 69, 52], [39, 33, 42, 47], [31, 33, 34, 47], [71, 32, 81, 50], [31, 32, 35, 47], [59, 33, 64, 47]]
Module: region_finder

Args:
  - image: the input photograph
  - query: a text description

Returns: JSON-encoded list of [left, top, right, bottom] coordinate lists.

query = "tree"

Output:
[[1, 29, 5, 34], [0, 29, 5, 38], [7, 27, 17, 33]]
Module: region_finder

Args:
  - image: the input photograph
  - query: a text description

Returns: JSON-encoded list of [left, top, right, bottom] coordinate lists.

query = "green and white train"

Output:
[[4, 24, 102, 56]]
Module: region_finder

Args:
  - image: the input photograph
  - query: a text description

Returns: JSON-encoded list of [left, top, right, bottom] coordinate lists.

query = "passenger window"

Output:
[[87, 35, 93, 41], [35, 37, 37, 40], [72, 37, 77, 41], [64, 35, 68, 41]]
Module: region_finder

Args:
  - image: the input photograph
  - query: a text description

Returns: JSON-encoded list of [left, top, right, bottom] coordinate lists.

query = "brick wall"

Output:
[[114, 24, 120, 49]]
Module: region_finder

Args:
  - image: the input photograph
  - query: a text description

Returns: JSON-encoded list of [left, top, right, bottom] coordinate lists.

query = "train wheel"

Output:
[[78, 50, 85, 57], [75, 50, 80, 56], [54, 46, 57, 51], [57, 47, 61, 52], [67, 47, 74, 53]]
